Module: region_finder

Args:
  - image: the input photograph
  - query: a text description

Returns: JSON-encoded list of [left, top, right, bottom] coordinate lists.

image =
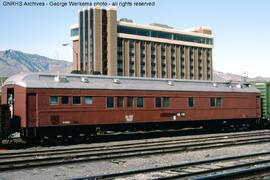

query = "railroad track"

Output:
[[0, 130, 270, 172], [72, 151, 270, 180], [1, 130, 269, 159]]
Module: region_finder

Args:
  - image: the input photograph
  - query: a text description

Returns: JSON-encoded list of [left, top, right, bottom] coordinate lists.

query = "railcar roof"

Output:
[[3, 72, 259, 93]]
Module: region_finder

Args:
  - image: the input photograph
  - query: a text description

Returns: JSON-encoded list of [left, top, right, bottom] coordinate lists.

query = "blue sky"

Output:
[[0, 0, 270, 77]]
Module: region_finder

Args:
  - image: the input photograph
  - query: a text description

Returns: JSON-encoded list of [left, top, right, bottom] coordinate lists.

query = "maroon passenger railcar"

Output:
[[1, 73, 261, 141]]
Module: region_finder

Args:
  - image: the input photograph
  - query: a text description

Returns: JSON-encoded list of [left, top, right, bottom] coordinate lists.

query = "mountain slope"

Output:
[[0, 49, 269, 82], [0, 49, 72, 77], [213, 70, 270, 82]]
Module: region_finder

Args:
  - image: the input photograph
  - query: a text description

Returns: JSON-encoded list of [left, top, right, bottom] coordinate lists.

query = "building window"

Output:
[[163, 97, 170, 107], [210, 97, 215, 107], [50, 96, 58, 105], [188, 97, 194, 107], [61, 96, 69, 104], [127, 97, 133, 108], [84, 96, 93, 105], [106, 96, 114, 108], [155, 97, 162, 108], [136, 97, 144, 108], [73, 96, 81, 105], [117, 96, 124, 108], [70, 28, 79, 37]]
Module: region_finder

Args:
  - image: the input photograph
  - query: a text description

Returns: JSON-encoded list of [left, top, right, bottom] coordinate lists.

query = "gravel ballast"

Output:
[[0, 131, 270, 180]]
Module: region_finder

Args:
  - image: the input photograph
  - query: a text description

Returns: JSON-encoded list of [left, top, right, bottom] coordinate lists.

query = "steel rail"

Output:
[[71, 151, 270, 180], [1, 134, 270, 164], [1, 130, 269, 159], [0, 135, 269, 172]]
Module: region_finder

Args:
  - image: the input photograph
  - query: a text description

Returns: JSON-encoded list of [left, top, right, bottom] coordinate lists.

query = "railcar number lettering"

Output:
[[125, 115, 134, 122], [62, 121, 71, 124]]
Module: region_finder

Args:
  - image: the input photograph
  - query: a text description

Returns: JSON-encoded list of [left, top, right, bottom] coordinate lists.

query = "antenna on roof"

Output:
[[242, 71, 248, 83], [225, 80, 233, 88], [241, 71, 250, 87]]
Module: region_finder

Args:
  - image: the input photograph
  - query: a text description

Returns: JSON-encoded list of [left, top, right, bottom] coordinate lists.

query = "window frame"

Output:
[[210, 97, 223, 107], [210, 97, 216, 107], [188, 97, 194, 108], [127, 96, 134, 108], [163, 97, 170, 108], [216, 97, 222, 107], [61, 96, 69, 105], [72, 96, 81, 105], [50, 96, 59, 105], [117, 96, 124, 108], [84, 96, 93, 105], [136, 97, 144, 108], [155, 97, 162, 108], [106, 96, 114, 109]]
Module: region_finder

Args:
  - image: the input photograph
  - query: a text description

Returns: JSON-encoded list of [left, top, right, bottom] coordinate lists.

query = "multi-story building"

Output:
[[70, 6, 214, 80]]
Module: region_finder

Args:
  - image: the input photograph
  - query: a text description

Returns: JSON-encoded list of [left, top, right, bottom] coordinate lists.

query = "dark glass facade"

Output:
[[85, 10, 89, 66], [118, 25, 214, 45], [90, 8, 94, 71], [102, 9, 108, 75], [79, 11, 84, 71]]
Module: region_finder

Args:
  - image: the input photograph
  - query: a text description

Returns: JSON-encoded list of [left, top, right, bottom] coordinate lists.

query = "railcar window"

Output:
[[84, 96, 93, 105], [127, 97, 133, 108], [50, 96, 58, 105], [117, 97, 124, 108], [210, 97, 222, 107], [216, 97, 222, 107], [106, 96, 114, 108], [155, 97, 162, 108], [163, 97, 170, 107], [73, 96, 81, 105], [61, 96, 69, 104], [188, 97, 194, 107], [210, 97, 215, 107], [136, 97, 144, 108]]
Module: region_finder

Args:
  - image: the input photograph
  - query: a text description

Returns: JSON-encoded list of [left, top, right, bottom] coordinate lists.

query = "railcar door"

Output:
[[27, 93, 37, 127]]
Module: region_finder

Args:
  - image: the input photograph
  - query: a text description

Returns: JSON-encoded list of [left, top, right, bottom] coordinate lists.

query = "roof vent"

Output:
[[236, 84, 242, 89], [242, 82, 250, 87], [80, 77, 89, 83], [113, 79, 121, 84], [225, 80, 232, 88], [54, 75, 68, 83], [168, 80, 174, 86]]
